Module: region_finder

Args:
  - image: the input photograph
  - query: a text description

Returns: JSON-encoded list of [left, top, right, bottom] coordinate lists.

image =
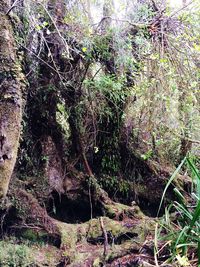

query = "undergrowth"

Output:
[[0, 239, 34, 267], [156, 156, 200, 267]]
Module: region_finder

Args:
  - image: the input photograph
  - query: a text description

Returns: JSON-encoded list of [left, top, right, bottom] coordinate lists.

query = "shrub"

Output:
[[156, 156, 200, 266], [0, 240, 34, 267]]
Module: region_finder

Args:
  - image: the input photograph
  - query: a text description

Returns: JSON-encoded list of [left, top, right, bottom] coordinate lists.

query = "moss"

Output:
[[104, 205, 116, 218], [0, 11, 25, 198], [0, 237, 62, 267], [20, 229, 49, 243], [86, 216, 154, 244], [56, 222, 78, 249], [21, 229, 39, 242], [0, 240, 34, 267], [56, 101, 71, 141], [86, 219, 102, 240], [93, 257, 102, 267], [99, 175, 134, 201], [103, 202, 143, 220], [105, 240, 140, 263], [0, 102, 22, 198]]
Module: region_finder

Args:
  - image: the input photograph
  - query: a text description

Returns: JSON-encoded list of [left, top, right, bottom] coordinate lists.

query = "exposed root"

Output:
[[56, 216, 154, 266], [4, 188, 155, 266], [84, 175, 144, 220]]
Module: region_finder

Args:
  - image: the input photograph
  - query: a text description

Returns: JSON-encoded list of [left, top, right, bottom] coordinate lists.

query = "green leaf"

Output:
[[157, 157, 186, 216]]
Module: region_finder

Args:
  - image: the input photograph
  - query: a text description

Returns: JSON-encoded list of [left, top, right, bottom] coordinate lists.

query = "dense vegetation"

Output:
[[0, 0, 200, 266]]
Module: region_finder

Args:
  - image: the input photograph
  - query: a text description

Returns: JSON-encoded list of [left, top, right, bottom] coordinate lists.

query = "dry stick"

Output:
[[41, 34, 63, 82], [88, 180, 93, 220], [91, 67, 102, 82], [6, 0, 19, 15], [22, 45, 66, 80], [76, 129, 94, 218], [81, 144, 93, 219], [100, 217, 108, 257], [154, 223, 159, 267], [22, 46, 76, 103], [93, 16, 149, 28], [168, 129, 200, 145], [168, 0, 195, 19], [30, 15, 64, 82], [38, 3, 71, 59]]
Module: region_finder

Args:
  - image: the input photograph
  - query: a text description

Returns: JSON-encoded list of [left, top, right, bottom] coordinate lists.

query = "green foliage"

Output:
[[56, 101, 71, 141], [85, 75, 127, 175], [93, 33, 113, 61], [84, 74, 127, 114], [128, 2, 155, 23], [101, 153, 120, 174], [0, 240, 34, 267], [99, 175, 131, 200], [18, 84, 66, 177], [18, 124, 39, 178], [157, 156, 200, 265], [141, 149, 153, 161], [21, 229, 49, 245]]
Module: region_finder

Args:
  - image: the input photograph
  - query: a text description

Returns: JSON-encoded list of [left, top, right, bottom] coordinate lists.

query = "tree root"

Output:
[[4, 188, 155, 266], [82, 175, 144, 221]]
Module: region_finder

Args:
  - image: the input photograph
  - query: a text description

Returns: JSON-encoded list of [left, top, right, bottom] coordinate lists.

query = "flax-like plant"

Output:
[[156, 156, 200, 266]]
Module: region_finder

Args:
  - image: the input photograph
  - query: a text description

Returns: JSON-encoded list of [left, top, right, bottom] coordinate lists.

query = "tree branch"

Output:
[[6, 0, 19, 15]]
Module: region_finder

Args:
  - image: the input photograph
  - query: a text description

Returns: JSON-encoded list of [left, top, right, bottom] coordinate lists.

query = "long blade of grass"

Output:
[[186, 158, 200, 180], [164, 204, 174, 227], [173, 188, 187, 208], [191, 193, 200, 202], [174, 202, 200, 228], [188, 200, 200, 231], [198, 241, 200, 266], [173, 225, 188, 255], [180, 200, 200, 253], [154, 223, 159, 267], [186, 158, 200, 199], [174, 202, 193, 221], [176, 243, 197, 248], [157, 157, 186, 216]]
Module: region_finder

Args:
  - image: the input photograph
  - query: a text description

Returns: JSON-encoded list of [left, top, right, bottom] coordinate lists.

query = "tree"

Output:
[[0, 0, 25, 198], [0, 0, 199, 266]]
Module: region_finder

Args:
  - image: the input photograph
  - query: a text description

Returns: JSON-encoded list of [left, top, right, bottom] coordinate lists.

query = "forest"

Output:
[[0, 0, 200, 266]]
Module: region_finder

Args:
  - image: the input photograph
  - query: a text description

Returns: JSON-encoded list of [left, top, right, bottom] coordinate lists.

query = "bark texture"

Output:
[[0, 1, 24, 198]]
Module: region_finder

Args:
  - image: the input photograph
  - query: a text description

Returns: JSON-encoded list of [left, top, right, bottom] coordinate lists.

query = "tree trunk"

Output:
[[0, 1, 25, 198]]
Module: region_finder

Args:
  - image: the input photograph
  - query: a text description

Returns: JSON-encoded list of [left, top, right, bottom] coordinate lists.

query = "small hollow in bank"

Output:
[[0, 206, 19, 236], [47, 191, 103, 223]]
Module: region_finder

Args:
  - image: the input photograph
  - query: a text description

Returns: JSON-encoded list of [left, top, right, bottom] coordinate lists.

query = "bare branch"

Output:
[[100, 217, 108, 257], [6, 0, 19, 15]]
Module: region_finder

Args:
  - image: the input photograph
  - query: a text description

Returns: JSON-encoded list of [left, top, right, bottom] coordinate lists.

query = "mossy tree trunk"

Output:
[[0, 1, 25, 198]]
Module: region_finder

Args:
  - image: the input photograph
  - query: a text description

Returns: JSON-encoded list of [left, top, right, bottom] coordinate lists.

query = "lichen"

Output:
[[56, 222, 78, 249], [0, 11, 25, 198], [56, 101, 71, 141]]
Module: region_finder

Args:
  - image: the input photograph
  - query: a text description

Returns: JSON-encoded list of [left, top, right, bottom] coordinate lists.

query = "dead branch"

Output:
[[100, 217, 108, 257]]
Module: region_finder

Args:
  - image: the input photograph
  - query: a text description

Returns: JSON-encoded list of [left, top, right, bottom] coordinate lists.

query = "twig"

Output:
[[91, 67, 102, 81], [88, 178, 93, 220], [100, 217, 108, 257], [38, 3, 71, 59], [10, 224, 43, 230], [154, 223, 159, 267], [150, 0, 160, 12], [93, 16, 149, 29], [168, 0, 195, 19], [6, 0, 19, 15], [165, 126, 200, 145], [41, 33, 63, 82], [21, 45, 67, 81]]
